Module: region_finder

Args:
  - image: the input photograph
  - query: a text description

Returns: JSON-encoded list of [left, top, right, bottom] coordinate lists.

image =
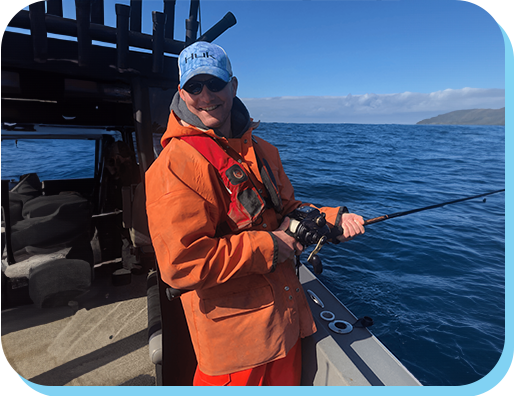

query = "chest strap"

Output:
[[253, 137, 283, 214], [181, 135, 281, 232]]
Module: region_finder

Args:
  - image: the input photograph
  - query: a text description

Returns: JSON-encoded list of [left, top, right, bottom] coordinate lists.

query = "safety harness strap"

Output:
[[181, 135, 272, 231]]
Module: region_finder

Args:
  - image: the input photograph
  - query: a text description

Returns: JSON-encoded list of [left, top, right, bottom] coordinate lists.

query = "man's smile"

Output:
[[199, 105, 220, 112]]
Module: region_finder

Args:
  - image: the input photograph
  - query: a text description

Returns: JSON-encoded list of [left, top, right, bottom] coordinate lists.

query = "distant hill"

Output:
[[416, 108, 505, 125]]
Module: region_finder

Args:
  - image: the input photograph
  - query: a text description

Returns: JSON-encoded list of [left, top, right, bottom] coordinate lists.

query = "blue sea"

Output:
[[1, 123, 505, 386]]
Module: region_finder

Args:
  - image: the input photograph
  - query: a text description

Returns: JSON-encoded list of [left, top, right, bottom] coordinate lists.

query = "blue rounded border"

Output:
[[6, 2, 513, 396]]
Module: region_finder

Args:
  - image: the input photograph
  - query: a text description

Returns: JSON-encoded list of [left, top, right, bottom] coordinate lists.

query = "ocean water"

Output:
[[1, 138, 99, 181], [258, 123, 505, 386], [1, 123, 505, 386]]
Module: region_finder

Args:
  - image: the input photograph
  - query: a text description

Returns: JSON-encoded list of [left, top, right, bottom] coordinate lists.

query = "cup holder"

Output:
[[320, 311, 335, 321], [329, 320, 353, 334]]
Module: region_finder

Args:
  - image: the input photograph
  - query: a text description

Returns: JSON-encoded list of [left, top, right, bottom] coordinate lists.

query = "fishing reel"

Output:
[[286, 206, 332, 274]]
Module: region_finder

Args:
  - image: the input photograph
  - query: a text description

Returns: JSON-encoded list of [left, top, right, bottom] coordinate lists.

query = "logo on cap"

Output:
[[185, 51, 216, 63], [178, 42, 232, 88]]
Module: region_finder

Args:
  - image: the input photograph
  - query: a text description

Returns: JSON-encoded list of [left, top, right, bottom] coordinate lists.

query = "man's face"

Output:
[[179, 74, 238, 136]]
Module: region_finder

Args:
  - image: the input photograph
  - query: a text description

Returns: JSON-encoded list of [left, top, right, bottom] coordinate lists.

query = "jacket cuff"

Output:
[[267, 232, 279, 272], [247, 230, 278, 274], [328, 206, 348, 244]]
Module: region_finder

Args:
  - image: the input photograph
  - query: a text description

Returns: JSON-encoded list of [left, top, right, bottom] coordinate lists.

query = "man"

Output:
[[145, 41, 365, 386]]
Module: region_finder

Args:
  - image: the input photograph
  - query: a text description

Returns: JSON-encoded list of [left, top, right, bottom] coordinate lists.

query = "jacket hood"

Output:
[[161, 92, 252, 148]]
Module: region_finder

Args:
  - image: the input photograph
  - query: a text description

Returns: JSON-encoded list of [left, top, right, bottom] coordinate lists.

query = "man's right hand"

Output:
[[271, 217, 304, 263]]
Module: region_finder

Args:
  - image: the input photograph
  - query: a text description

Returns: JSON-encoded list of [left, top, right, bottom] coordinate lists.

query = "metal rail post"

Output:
[[29, 2, 48, 63], [152, 12, 166, 74], [131, 77, 156, 179], [91, 0, 105, 25], [115, 4, 130, 70], [185, 0, 199, 47], [46, 0, 63, 17], [130, 0, 142, 33], [163, 0, 176, 39], [75, 0, 92, 67]]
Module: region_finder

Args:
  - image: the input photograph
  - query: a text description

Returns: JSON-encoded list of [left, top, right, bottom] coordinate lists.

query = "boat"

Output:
[[1, 0, 421, 387]]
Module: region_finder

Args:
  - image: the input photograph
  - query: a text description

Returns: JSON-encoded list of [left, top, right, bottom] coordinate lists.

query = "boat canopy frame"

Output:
[[2, 0, 236, 173]]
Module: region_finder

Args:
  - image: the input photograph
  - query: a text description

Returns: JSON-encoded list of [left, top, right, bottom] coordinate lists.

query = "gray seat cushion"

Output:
[[29, 258, 91, 308], [11, 193, 91, 253]]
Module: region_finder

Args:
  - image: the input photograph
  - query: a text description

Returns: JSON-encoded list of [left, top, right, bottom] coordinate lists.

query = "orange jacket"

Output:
[[146, 111, 344, 375]]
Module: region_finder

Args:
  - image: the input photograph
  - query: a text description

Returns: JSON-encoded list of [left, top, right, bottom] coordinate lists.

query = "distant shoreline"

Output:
[[416, 108, 505, 126]]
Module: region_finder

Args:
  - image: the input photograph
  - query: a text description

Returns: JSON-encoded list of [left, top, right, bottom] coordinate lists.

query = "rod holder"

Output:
[[152, 11, 166, 74], [184, 0, 199, 46], [46, 0, 63, 17], [353, 316, 374, 328], [130, 0, 142, 33], [91, 0, 105, 25], [164, 0, 176, 39], [197, 12, 237, 43], [29, 2, 48, 63], [115, 4, 130, 70], [75, 0, 92, 67]]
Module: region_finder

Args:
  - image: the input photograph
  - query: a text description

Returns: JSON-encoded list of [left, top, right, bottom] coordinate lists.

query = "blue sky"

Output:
[[0, 0, 510, 123]]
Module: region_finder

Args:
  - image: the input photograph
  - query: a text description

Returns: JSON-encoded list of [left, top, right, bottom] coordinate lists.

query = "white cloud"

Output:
[[242, 88, 505, 124]]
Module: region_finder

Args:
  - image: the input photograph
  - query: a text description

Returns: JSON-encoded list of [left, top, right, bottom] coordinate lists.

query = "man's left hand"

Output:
[[337, 213, 365, 242]]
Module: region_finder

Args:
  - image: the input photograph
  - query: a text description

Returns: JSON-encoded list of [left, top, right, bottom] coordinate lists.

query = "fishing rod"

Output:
[[364, 189, 505, 226], [167, 189, 505, 296], [287, 188, 505, 275]]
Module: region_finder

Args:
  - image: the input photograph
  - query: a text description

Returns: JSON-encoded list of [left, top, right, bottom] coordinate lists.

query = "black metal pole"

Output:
[[29, 1, 48, 63], [116, 4, 130, 70], [91, 0, 105, 25], [184, 0, 199, 47], [9, 10, 185, 55], [163, 0, 176, 39], [364, 189, 505, 226], [130, 0, 142, 33], [131, 77, 156, 178], [196, 12, 236, 43], [152, 11, 166, 74], [75, 0, 92, 67], [46, 0, 64, 17]]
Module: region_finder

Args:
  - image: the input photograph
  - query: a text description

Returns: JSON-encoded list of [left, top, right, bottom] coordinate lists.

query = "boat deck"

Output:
[[1, 264, 154, 386], [2, 261, 422, 386]]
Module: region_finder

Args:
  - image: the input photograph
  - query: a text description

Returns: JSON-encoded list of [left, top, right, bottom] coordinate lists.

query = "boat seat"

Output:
[[8, 173, 42, 227], [145, 267, 197, 385], [4, 173, 93, 256], [42, 178, 95, 198], [2, 181, 15, 266], [2, 174, 95, 308], [28, 258, 91, 308], [147, 271, 162, 365], [3, 252, 92, 309], [11, 192, 92, 255], [122, 183, 151, 248]]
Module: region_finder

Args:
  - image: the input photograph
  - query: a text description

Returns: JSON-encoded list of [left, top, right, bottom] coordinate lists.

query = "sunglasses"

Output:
[[183, 77, 229, 95]]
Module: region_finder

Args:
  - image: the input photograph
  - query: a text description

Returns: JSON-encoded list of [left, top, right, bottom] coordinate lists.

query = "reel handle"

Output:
[[308, 254, 323, 274]]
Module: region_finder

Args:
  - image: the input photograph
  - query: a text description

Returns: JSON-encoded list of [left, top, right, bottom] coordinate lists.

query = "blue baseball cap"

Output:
[[178, 42, 233, 88]]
